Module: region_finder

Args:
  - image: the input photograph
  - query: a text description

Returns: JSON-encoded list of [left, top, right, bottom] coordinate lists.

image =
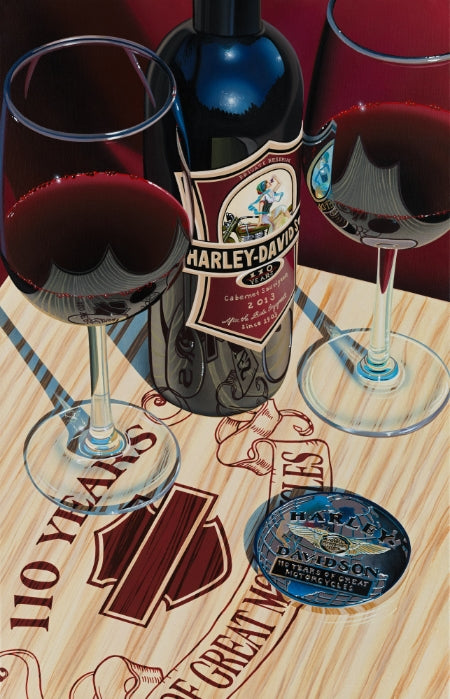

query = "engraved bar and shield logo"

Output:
[[88, 485, 231, 626]]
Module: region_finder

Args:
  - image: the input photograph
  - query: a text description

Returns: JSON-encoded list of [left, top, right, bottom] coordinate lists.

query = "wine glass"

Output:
[[0, 36, 191, 513], [299, 0, 449, 436]]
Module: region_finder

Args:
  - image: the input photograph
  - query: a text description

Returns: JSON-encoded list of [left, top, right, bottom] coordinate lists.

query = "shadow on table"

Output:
[[0, 284, 367, 415], [294, 285, 366, 371]]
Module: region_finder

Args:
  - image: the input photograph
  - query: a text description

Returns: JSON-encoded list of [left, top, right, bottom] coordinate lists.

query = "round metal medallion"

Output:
[[254, 491, 411, 607]]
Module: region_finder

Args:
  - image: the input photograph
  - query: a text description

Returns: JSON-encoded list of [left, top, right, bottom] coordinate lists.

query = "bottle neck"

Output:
[[193, 0, 262, 36]]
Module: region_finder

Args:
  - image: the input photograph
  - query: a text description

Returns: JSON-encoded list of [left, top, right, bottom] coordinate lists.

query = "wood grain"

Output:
[[0, 265, 448, 698]]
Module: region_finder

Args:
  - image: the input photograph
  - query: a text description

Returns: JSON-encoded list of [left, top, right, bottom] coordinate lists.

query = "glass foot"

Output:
[[24, 400, 180, 514], [298, 329, 449, 437]]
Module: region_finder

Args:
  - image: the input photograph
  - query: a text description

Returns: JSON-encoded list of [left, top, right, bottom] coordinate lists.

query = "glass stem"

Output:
[[359, 248, 399, 380], [84, 325, 125, 456]]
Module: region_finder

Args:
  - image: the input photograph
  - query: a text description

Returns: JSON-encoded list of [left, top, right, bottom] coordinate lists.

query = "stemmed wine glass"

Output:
[[0, 36, 191, 513], [299, 0, 449, 436]]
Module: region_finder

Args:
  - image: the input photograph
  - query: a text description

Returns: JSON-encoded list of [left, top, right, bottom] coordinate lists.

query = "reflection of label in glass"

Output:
[[304, 123, 336, 203], [305, 126, 359, 239], [308, 142, 333, 201], [177, 135, 301, 350]]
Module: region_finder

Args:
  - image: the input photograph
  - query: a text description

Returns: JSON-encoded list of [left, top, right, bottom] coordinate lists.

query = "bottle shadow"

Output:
[[294, 284, 367, 379]]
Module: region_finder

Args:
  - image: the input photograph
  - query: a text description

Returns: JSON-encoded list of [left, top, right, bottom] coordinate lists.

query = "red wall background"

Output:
[[0, 0, 448, 299]]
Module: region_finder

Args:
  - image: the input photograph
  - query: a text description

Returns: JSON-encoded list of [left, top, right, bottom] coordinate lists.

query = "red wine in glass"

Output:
[[298, 0, 449, 436], [1, 36, 191, 513], [304, 101, 449, 250], [3, 171, 188, 323]]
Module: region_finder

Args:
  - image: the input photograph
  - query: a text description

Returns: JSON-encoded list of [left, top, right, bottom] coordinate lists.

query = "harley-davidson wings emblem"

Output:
[[289, 524, 390, 556]]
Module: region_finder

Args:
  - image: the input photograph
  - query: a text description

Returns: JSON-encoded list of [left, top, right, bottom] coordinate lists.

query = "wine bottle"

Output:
[[146, 0, 303, 416]]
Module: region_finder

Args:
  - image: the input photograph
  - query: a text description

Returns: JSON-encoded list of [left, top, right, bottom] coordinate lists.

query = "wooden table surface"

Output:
[[0, 265, 448, 699]]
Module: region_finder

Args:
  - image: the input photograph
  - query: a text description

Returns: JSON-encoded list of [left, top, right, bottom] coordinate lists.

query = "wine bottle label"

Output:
[[176, 134, 301, 350]]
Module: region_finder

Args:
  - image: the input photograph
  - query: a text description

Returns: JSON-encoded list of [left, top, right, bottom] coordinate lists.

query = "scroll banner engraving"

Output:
[[2, 399, 332, 698], [74, 400, 332, 698]]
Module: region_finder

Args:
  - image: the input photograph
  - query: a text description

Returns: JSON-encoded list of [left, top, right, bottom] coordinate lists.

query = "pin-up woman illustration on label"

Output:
[[249, 174, 284, 225], [222, 169, 292, 243]]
